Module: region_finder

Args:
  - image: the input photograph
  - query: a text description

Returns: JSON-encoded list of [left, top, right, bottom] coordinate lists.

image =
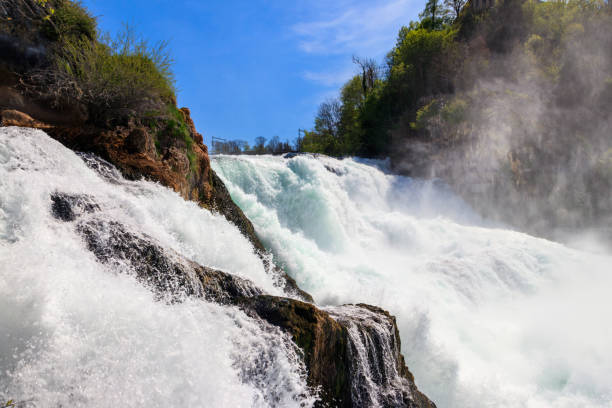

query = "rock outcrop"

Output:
[[239, 295, 353, 405], [0, 87, 308, 301], [239, 298, 436, 407], [0, 109, 52, 129]]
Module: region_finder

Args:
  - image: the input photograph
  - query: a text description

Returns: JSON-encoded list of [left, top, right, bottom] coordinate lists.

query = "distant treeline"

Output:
[[211, 136, 296, 155]]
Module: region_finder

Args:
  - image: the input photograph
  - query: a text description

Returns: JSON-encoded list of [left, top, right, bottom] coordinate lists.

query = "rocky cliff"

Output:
[[1, 75, 309, 301]]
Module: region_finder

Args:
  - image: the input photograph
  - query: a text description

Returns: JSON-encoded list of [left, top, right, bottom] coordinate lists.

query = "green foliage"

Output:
[[297, 75, 371, 156], [525, 33, 545, 56], [411, 100, 441, 130], [301, 0, 612, 161], [42, 0, 96, 41], [440, 97, 467, 124], [165, 106, 191, 142], [387, 26, 455, 97], [301, 16, 459, 156], [158, 106, 197, 170], [55, 24, 176, 123], [419, 0, 453, 29], [0, 399, 28, 408], [299, 130, 332, 154], [340, 75, 365, 110], [2, 0, 178, 127]]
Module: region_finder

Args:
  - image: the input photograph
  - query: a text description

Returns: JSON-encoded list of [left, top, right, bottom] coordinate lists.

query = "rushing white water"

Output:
[[327, 304, 413, 407], [0, 128, 317, 407], [213, 153, 612, 408]]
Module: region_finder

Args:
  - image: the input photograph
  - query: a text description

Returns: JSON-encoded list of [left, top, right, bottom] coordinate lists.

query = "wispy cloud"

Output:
[[293, 0, 420, 87], [293, 0, 418, 56], [302, 66, 357, 87]]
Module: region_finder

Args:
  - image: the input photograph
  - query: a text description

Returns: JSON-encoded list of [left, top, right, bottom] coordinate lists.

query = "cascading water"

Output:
[[0, 127, 318, 407], [327, 304, 416, 408], [212, 153, 612, 408]]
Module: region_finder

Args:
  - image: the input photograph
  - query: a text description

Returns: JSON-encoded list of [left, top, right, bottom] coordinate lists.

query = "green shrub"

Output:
[[411, 99, 441, 130], [42, 0, 96, 41], [441, 97, 467, 124], [55, 25, 176, 123]]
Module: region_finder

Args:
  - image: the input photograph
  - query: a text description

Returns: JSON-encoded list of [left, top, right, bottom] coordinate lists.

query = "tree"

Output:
[[352, 56, 379, 96], [314, 98, 342, 138], [419, 0, 451, 29], [237, 140, 249, 152], [227, 140, 241, 154], [254, 136, 266, 154], [337, 75, 366, 154], [266, 136, 281, 153], [281, 140, 292, 152], [444, 0, 466, 20]]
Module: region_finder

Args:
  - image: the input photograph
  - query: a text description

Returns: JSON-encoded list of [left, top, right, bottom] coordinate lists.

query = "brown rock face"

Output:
[[239, 295, 352, 406], [329, 304, 437, 408], [39, 118, 213, 207], [1, 109, 52, 128], [0, 92, 212, 219], [179, 107, 203, 144]]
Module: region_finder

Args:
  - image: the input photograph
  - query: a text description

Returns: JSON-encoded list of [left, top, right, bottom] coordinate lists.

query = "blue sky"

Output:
[[81, 0, 423, 146]]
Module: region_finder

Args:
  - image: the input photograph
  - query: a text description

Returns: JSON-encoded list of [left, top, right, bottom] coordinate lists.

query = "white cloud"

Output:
[[293, 0, 420, 87], [302, 66, 357, 87], [293, 0, 418, 56]]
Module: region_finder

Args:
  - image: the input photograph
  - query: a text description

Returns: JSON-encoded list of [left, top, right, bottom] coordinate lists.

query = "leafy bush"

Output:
[[42, 0, 96, 41], [4, 0, 176, 127], [440, 97, 467, 124], [55, 25, 176, 123], [411, 99, 441, 130]]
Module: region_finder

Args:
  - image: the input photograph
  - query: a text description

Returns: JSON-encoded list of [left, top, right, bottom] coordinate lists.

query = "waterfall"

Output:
[[212, 153, 612, 407], [3, 125, 609, 407], [1, 127, 431, 408], [328, 304, 419, 408], [0, 128, 316, 407]]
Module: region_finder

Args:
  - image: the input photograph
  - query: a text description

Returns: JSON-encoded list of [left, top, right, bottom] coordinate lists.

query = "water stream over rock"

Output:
[[1, 127, 433, 407]]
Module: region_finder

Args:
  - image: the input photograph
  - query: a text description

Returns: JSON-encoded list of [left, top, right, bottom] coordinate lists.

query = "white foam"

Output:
[[213, 153, 612, 407], [0, 128, 315, 407]]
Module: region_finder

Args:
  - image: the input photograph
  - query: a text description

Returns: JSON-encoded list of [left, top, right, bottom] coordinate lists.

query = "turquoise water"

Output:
[[213, 153, 612, 408]]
